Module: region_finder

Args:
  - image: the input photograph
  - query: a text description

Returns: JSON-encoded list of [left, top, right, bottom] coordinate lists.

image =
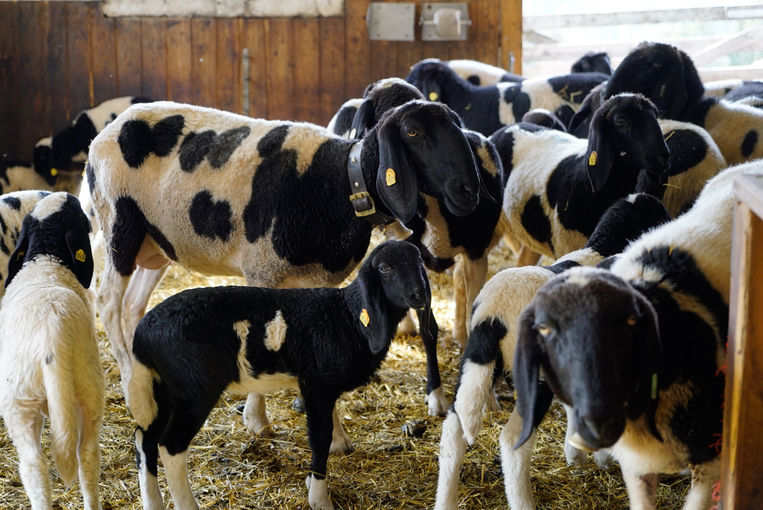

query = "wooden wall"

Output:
[[0, 0, 522, 162]]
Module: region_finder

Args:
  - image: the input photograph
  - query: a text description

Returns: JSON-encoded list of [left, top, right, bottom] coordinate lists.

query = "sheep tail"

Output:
[[42, 347, 79, 486], [126, 361, 159, 429]]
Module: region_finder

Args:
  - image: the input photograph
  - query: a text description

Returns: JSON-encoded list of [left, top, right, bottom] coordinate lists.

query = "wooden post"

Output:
[[500, 0, 522, 75], [722, 174, 763, 508]]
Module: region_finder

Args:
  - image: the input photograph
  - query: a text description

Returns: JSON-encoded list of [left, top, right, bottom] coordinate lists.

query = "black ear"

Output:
[[633, 290, 663, 442], [350, 100, 376, 139], [567, 90, 596, 136], [513, 304, 550, 448], [422, 76, 443, 103], [65, 228, 94, 288], [376, 116, 418, 223], [585, 110, 615, 192], [357, 268, 394, 355], [415, 265, 437, 342], [651, 57, 687, 119], [6, 219, 31, 288]]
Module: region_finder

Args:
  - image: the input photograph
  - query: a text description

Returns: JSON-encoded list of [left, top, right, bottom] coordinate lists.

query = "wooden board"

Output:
[[293, 18, 321, 123]]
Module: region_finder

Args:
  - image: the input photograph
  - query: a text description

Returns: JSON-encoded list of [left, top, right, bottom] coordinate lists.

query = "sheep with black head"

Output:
[[127, 240, 433, 510]]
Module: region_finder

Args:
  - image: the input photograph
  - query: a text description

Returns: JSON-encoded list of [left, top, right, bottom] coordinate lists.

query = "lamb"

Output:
[[127, 240, 432, 510], [405, 58, 608, 136], [0, 158, 82, 196], [570, 50, 613, 75], [510, 160, 763, 509], [599, 41, 763, 165], [33, 96, 152, 179], [0, 191, 102, 510], [445, 58, 523, 86], [493, 93, 669, 266], [87, 99, 481, 427], [722, 80, 763, 109], [435, 192, 671, 510]]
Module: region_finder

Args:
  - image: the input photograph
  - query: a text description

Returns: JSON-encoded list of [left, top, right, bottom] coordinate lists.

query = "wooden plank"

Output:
[[115, 17, 143, 97], [501, 0, 522, 74], [344, 0, 371, 99], [166, 18, 192, 103], [693, 24, 763, 66], [66, 2, 92, 114], [293, 18, 321, 123], [17, 2, 49, 159], [0, 2, 17, 157], [722, 181, 763, 509], [190, 18, 217, 108], [319, 16, 345, 125], [140, 17, 167, 101], [215, 18, 243, 114], [44, 1, 71, 135], [471, 0, 501, 66], [90, 3, 118, 103], [266, 18, 295, 121], [369, 40, 398, 83], [242, 18, 268, 119]]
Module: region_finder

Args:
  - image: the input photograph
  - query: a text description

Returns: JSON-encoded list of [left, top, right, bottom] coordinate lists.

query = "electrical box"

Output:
[[366, 3, 416, 41], [420, 2, 471, 41]]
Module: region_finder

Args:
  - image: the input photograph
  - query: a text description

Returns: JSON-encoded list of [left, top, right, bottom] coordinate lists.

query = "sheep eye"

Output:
[[626, 315, 637, 326], [406, 129, 418, 137], [537, 324, 552, 336], [378, 263, 392, 274], [613, 115, 629, 127]]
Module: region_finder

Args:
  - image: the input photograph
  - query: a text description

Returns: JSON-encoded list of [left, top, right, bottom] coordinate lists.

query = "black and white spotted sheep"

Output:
[[722, 80, 763, 109], [127, 240, 432, 510], [444, 58, 523, 86], [521, 108, 568, 132], [0, 189, 55, 296], [87, 99, 481, 428], [405, 58, 608, 136], [0, 158, 82, 196], [511, 160, 763, 510], [346, 77, 426, 140], [598, 42, 763, 165], [326, 98, 363, 138], [0, 192, 102, 510], [33, 96, 153, 187], [570, 50, 613, 75], [492, 93, 669, 266], [435, 193, 671, 510]]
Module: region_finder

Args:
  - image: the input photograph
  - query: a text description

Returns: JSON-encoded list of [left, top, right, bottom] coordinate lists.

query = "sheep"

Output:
[[33, 96, 153, 180], [570, 50, 613, 75], [521, 108, 567, 131], [510, 159, 763, 509], [722, 80, 763, 109], [434, 192, 671, 510], [88, 99, 481, 427], [445, 58, 523, 86], [493, 93, 669, 266], [127, 240, 432, 510], [346, 77, 426, 140], [405, 58, 608, 136], [0, 191, 102, 510], [0, 158, 82, 196], [599, 41, 763, 165], [326, 97, 363, 138]]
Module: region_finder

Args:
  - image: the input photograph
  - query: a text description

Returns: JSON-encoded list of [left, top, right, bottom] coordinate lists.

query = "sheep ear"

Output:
[[376, 117, 418, 223], [633, 291, 663, 442], [513, 305, 553, 448], [422, 77, 443, 103], [415, 267, 438, 343], [6, 220, 31, 288], [585, 112, 615, 192], [567, 91, 595, 136], [357, 269, 393, 355], [652, 59, 687, 119], [65, 229, 94, 288], [350, 100, 376, 139]]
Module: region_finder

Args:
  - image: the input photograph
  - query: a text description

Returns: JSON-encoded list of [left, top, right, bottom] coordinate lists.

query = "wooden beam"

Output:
[[501, 0, 522, 75]]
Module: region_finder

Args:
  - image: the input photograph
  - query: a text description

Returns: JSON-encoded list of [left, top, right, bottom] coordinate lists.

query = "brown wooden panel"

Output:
[[90, 4, 118, 103], [501, 0, 523, 74], [369, 40, 398, 83], [140, 17, 167, 101], [191, 18, 217, 108], [293, 18, 321, 123], [166, 18, 192, 103], [344, 0, 371, 99], [115, 17, 143, 97], [0, 3, 17, 157], [215, 18, 242, 114], [472, 0, 501, 65], [44, 2, 71, 137], [17, 2, 49, 157], [266, 18, 295, 121], [243, 19, 268, 119], [319, 17, 346, 124], [66, 2, 92, 114]]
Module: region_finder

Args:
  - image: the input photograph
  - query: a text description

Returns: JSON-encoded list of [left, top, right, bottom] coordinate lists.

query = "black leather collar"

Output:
[[347, 140, 390, 226]]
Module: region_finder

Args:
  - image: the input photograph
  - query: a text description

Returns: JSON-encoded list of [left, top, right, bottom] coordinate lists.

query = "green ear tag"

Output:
[[651, 373, 658, 400], [75, 249, 86, 262]]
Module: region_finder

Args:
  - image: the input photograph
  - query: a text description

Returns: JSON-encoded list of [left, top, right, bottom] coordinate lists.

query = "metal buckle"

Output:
[[349, 191, 377, 217]]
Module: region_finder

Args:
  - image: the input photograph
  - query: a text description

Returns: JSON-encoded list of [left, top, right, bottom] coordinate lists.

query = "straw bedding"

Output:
[[0, 240, 689, 509]]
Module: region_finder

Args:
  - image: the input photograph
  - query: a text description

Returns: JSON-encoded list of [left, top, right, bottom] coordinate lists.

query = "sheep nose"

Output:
[[410, 289, 426, 307], [580, 414, 624, 448]]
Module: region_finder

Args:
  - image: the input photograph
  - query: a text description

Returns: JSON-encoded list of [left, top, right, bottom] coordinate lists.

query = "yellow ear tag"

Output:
[[50, 168, 58, 177], [385, 168, 396, 186], [75, 249, 86, 262], [428, 91, 439, 101], [349, 128, 357, 139], [588, 151, 597, 166], [359, 308, 370, 327]]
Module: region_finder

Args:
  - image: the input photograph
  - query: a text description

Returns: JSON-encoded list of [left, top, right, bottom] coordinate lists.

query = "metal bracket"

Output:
[[366, 3, 415, 41], [420, 3, 471, 41]]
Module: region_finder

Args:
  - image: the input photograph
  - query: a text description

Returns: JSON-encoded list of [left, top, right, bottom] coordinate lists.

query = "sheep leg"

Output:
[[329, 407, 353, 455], [516, 245, 542, 267], [96, 263, 133, 389], [303, 397, 336, 510], [6, 410, 50, 510], [122, 266, 169, 350], [453, 255, 489, 348], [135, 428, 164, 510], [682, 460, 720, 510], [500, 409, 538, 510], [242, 392, 273, 437], [76, 402, 103, 510], [434, 411, 470, 510], [620, 465, 657, 510], [159, 446, 199, 510], [417, 307, 446, 416]]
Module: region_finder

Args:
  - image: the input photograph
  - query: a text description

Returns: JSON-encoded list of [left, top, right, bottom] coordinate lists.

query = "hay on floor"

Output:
[[0, 241, 690, 509]]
